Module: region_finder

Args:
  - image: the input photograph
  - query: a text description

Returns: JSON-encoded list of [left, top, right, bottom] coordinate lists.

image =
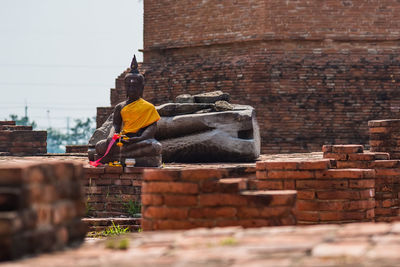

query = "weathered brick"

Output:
[[188, 207, 236, 219], [141, 194, 163, 206], [297, 191, 315, 200], [348, 179, 375, 189], [153, 220, 194, 230], [142, 181, 198, 194], [316, 169, 374, 179], [143, 206, 188, 220], [143, 169, 181, 181], [331, 145, 364, 154], [296, 180, 349, 190], [248, 180, 283, 190], [267, 170, 315, 179], [164, 195, 198, 206], [199, 194, 247, 206], [180, 169, 228, 181]]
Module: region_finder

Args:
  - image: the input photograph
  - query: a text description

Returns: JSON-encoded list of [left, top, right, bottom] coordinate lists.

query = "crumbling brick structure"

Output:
[[132, 0, 400, 154], [141, 167, 297, 230], [0, 121, 46, 155], [0, 160, 87, 261]]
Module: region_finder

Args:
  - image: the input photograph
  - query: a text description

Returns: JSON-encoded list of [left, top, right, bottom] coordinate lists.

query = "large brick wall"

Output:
[[0, 121, 46, 155], [138, 0, 400, 154]]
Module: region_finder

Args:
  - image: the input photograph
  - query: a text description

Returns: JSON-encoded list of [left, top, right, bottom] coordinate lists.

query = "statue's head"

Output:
[[124, 55, 144, 99]]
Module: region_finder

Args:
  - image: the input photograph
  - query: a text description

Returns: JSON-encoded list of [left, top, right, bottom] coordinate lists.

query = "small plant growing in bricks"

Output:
[[85, 196, 94, 217], [103, 221, 129, 236], [124, 199, 141, 217], [87, 221, 129, 238]]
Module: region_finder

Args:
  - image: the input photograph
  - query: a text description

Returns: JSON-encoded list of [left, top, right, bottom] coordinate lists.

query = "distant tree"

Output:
[[47, 117, 96, 153], [8, 114, 37, 129], [47, 128, 68, 153], [68, 118, 95, 145]]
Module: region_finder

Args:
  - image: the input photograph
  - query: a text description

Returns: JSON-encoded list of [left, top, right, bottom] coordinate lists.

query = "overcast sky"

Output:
[[0, 0, 143, 130]]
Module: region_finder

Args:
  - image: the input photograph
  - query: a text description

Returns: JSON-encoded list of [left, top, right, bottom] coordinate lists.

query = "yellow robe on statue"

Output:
[[120, 98, 160, 134]]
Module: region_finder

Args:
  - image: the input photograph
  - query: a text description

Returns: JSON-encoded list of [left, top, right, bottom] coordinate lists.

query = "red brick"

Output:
[[143, 169, 181, 181], [297, 160, 331, 170], [256, 170, 268, 179], [154, 220, 194, 230], [323, 153, 348, 160], [375, 169, 400, 176], [141, 194, 163, 206], [142, 181, 198, 194], [188, 207, 236, 218], [199, 194, 247, 206], [216, 219, 274, 228], [295, 211, 319, 222], [283, 180, 295, 190], [140, 218, 153, 230], [348, 153, 375, 161], [114, 179, 133, 186], [258, 161, 298, 170], [349, 179, 375, 188], [316, 169, 374, 179], [120, 174, 142, 180], [332, 145, 364, 153], [180, 169, 228, 181], [344, 200, 375, 210], [369, 140, 384, 146], [374, 208, 396, 216], [373, 153, 390, 160], [317, 189, 374, 200], [369, 127, 389, 133], [201, 178, 247, 193], [99, 174, 121, 179], [297, 200, 351, 211], [267, 170, 315, 179], [297, 191, 315, 200], [218, 178, 248, 191], [319, 211, 369, 221], [296, 180, 349, 190], [322, 145, 332, 153], [248, 180, 283, 190], [94, 179, 112, 185], [235, 219, 274, 228], [0, 166, 24, 185], [104, 165, 123, 174], [143, 206, 188, 219], [237, 206, 289, 218], [164, 195, 198, 206], [84, 167, 105, 175], [370, 160, 400, 168], [336, 161, 370, 169]]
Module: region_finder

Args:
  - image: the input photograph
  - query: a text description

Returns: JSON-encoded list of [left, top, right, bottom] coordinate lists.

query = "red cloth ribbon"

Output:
[[89, 134, 120, 167]]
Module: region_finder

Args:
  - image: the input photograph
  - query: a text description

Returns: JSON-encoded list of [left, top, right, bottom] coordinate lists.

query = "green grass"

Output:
[[124, 199, 141, 217], [87, 221, 129, 238]]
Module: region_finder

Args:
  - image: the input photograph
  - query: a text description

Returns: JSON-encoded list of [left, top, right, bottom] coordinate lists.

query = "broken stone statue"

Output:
[[89, 89, 260, 164]]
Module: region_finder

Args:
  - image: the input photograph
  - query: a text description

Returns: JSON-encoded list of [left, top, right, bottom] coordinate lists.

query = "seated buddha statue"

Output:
[[94, 55, 162, 167]]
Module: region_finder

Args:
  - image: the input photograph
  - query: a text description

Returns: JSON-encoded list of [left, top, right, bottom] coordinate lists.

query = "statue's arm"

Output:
[[124, 122, 157, 144], [113, 104, 123, 134], [106, 104, 123, 142]]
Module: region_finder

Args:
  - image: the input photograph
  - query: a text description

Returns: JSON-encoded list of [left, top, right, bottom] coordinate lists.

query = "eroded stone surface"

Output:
[[156, 105, 260, 162]]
